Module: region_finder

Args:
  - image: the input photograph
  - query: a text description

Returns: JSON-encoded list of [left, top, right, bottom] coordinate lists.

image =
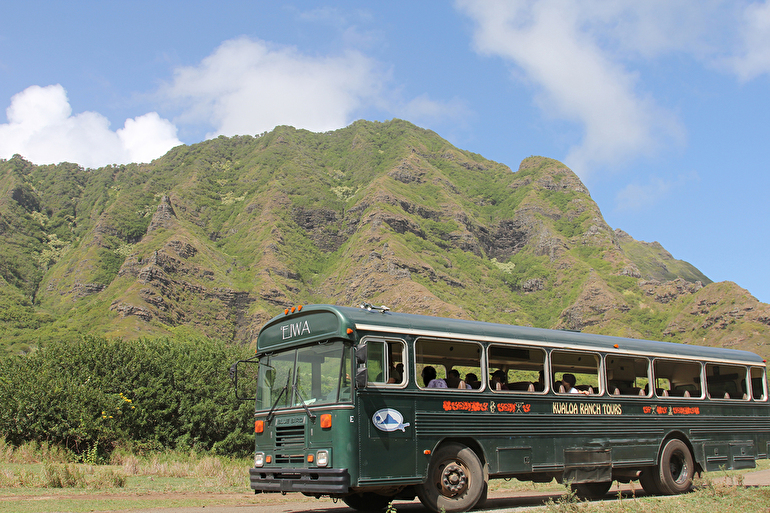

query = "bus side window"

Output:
[[654, 359, 702, 398], [415, 338, 482, 391], [706, 363, 748, 400], [551, 350, 600, 395], [488, 344, 546, 393], [365, 339, 406, 386], [751, 367, 767, 400], [606, 355, 650, 397]]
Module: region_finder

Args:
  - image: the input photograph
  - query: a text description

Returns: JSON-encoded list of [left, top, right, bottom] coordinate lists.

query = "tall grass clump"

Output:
[[0, 438, 69, 464]]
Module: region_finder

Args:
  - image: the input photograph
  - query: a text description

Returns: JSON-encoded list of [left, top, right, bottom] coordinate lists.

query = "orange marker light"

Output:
[[307, 454, 314, 463], [297, 305, 303, 311], [265, 455, 272, 464], [424, 450, 432, 455], [614, 344, 619, 349], [347, 328, 353, 335], [320, 414, 332, 429], [255, 420, 264, 434], [284, 308, 289, 315]]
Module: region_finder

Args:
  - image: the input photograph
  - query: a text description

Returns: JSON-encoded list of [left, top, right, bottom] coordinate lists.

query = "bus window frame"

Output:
[[550, 349, 603, 396], [652, 358, 704, 399], [414, 337, 484, 391], [750, 366, 768, 401], [487, 343, 548, 395], [604, 354, 652, 398], [705, 362, 750, 401], [363, 336, 408, 389]]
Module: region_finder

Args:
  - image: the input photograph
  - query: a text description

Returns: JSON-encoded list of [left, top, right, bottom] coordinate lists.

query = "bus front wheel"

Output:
[[416, 443, 485, 513], [654, 439, 695, 495]]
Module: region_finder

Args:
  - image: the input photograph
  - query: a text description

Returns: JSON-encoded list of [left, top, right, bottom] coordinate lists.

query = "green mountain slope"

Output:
[[1, 119, 769, 359]]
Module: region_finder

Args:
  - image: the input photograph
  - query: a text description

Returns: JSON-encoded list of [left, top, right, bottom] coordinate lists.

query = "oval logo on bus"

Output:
[[372, 408, 410, 432]]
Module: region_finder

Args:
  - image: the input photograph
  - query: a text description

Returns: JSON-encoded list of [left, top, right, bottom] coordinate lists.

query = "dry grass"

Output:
[[0, 438, 69, 464], [106, 448, 245, 486], [0, 438, 247, 490]]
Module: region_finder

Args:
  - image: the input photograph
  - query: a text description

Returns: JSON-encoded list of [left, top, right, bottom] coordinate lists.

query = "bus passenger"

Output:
[[465, 373, 481, 389], [491, 370, 509, 390], [562, 373, 589, 395], [422, 366, 447, 388], [446, 369, 471, 389], [387, 363, 404, 384]]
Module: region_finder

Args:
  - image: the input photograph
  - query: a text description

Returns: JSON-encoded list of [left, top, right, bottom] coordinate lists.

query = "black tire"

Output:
[[570, 481, 612, 499], [472, 481, 488, 510], [416, 443, 486, 513], [342, 492, 392, 512], [638, 468, 661, 495], [654, 439, 695, 495]]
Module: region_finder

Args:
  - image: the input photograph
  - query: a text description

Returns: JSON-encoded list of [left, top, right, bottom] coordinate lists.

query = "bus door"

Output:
[[357, 338, 416, 481]]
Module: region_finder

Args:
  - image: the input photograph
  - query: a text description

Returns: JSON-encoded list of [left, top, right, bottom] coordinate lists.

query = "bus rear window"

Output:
[[654, 359, 702, 398], [751, 367, 767, 400]]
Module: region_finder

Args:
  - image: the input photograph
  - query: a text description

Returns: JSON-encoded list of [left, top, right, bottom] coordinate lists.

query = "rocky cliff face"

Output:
[[1, 120, 769, 360]]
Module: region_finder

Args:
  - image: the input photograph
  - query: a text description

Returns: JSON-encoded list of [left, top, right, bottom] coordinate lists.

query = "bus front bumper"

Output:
[[249, 467, 350, 494]]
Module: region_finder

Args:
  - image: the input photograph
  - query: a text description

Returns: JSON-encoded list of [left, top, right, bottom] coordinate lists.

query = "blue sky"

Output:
[[1, 1, 769, 303]]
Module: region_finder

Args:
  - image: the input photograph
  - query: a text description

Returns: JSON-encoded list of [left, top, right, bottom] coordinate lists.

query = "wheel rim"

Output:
[[439, 461, 469, 497], [669, 450, 689, 485]]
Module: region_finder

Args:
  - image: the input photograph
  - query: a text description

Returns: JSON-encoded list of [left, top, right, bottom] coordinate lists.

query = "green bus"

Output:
[[232, 303, 770, 512]]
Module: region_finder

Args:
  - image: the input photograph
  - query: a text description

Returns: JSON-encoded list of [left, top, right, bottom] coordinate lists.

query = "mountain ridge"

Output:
[[1, 119, 768, 360]]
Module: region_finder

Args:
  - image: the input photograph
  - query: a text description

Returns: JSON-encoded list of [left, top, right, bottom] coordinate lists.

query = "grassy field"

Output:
[[535, 469, 770, 513], [1, 439, 770, 513]]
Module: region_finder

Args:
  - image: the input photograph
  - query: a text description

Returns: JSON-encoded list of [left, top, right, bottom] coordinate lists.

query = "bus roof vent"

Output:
[[359, 302, 390, 313]]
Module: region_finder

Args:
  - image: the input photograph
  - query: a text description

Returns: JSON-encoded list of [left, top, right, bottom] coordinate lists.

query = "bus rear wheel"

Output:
[[654, 439, 695, 495], [417, 443, 485, 513], [342, 492, 393, 512], [638, 468, 662, 495]]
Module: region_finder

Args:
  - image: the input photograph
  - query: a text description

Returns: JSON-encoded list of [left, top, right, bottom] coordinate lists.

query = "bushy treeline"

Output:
[[0, 336, 256, 458]]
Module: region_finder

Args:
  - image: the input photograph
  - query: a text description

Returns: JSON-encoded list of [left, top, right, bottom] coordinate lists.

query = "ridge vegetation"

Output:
[[1, 119, 769, 361]]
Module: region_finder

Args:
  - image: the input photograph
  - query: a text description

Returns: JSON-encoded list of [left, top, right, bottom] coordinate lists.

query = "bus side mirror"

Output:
[[355, 341, 367, 389], [232, 358, 259, 401]]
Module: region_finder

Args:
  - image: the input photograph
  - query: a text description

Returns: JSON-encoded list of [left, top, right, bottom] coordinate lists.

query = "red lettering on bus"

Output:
[[442, 401, 489, 412]]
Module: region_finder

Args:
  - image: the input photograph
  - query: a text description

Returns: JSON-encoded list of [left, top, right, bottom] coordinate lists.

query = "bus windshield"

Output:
[[255, 340, 351, 411]]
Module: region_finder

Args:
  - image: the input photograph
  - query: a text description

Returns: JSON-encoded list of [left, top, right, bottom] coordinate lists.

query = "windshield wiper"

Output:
[[292, 384, 317, 422], [266, 371, 292, 425], [266, 385, 287, 425]]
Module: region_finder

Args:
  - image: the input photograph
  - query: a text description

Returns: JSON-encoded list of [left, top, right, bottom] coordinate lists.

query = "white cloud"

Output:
[[728, 1, 770, 81], [0, 84, 182, 168], [457, 0, 686, 179], [117, 112, 182, 165], [396, 94, 471, 127], [162, 37, 388, 138], [614, 171, 699, 212]]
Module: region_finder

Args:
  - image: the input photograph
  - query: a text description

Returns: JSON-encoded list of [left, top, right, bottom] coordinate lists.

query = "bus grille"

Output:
[[275, 424, 305, 465]]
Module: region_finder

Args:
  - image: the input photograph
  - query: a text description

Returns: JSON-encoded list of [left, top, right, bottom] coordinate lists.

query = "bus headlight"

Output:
[[316, 450, 329, 467], [254, 452, 265, 468]]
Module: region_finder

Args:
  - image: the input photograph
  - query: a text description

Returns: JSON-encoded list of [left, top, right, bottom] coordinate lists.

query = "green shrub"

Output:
[[0, 336, 255, 458]]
